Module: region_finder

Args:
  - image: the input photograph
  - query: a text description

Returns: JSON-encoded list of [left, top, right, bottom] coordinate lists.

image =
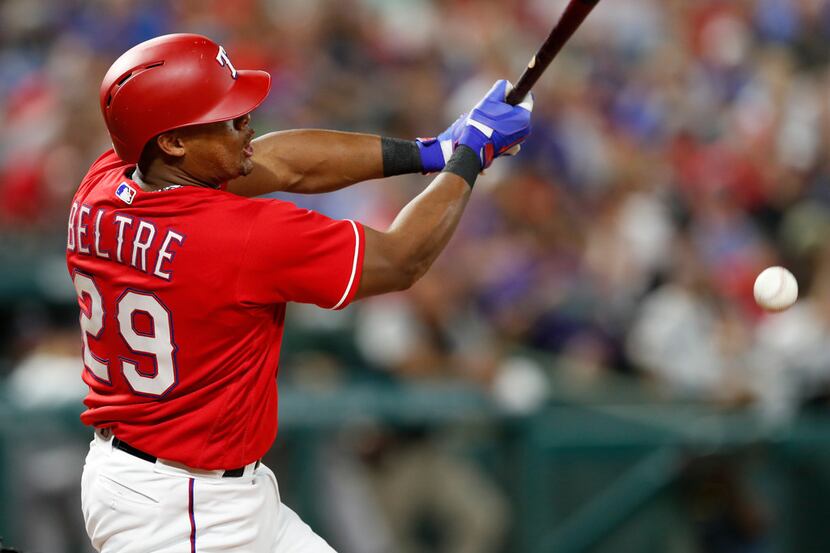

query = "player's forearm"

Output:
[[228, 130, 422, 197], [355, 147, 479, 298], [392, 174, 470, 266]]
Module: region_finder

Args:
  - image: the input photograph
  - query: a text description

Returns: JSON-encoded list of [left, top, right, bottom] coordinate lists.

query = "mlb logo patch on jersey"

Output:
[[116, 182, 136, 204]]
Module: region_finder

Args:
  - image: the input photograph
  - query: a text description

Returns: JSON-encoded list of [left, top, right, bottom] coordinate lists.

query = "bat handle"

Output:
[[506, 58, 537, 106], [505, 0, 601, 105]]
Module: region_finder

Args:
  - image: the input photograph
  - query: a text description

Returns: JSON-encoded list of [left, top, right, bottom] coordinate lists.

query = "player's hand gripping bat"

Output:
[[505, 0, 602, 106]]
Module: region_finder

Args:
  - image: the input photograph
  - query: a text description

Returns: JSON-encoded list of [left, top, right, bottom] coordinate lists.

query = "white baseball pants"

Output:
[[81, 431, 337, 553]]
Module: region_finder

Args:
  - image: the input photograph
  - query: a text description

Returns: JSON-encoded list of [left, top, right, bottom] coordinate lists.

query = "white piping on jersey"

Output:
[[331, 220, 360, 310]]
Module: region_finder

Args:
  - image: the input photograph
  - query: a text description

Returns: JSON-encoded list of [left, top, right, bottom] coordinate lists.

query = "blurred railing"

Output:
[[2, 382, 830, 552]]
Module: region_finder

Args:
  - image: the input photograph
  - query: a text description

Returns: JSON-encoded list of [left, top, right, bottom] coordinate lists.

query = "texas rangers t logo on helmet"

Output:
[[215, 46, 238, 79]]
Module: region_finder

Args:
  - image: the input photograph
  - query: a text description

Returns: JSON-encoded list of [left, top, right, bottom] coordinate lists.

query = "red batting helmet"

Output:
[[100, 34, 271, 163]]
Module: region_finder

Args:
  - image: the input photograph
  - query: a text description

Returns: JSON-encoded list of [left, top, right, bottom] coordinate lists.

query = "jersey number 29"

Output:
[[73, 271, 178, 397]]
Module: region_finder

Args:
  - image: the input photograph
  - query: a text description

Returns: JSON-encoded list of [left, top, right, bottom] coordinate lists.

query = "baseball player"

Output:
[[68, 34, 532, 552]]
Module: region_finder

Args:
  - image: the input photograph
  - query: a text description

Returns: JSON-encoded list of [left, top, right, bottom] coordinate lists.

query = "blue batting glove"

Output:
[[416, 114, 466, 174], [458, 80, 534, 170]]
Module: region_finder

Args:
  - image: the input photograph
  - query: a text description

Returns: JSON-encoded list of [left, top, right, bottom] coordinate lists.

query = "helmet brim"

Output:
[[197, 69, 272, 125]]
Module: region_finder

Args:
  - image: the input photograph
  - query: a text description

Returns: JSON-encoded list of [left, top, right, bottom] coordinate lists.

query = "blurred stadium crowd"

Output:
[[3, 0, 830, 551]]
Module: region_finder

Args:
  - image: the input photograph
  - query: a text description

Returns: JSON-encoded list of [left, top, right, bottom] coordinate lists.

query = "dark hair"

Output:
[[137, 135, 162, 172]]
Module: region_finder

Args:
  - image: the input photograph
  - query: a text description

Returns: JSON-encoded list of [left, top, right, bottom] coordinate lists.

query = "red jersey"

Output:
[[66, 150, 364, 469]]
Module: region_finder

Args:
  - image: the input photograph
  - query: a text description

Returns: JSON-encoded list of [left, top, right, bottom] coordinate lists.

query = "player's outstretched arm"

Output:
[[356, 158, 474, 297], [229, 130, 380, 197], [355, 80, 533, 299], [226, 119, 465, 198]]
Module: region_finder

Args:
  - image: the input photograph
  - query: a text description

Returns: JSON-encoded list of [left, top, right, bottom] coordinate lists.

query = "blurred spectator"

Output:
[[320, 428, 509, 553], [5, 329, 90, 553]]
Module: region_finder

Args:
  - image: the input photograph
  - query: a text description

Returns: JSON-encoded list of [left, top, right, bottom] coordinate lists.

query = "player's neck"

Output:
[[133, 164, 219, 191], [131, 166, 154, 191]]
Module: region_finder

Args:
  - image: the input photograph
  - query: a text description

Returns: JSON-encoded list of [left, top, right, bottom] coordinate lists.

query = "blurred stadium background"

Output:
[[4, 0, 830, 551]]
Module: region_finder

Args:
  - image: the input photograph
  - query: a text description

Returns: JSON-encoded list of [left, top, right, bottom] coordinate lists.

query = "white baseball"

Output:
[[753, 266, 798, 312]]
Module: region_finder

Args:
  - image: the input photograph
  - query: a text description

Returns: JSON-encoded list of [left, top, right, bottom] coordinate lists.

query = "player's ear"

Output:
[[155, 131, 186, 159]]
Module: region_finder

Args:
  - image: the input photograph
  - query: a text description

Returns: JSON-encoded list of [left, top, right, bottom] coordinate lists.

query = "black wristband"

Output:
[[381, 137, 422, 177], [442, 145, 480, 188]]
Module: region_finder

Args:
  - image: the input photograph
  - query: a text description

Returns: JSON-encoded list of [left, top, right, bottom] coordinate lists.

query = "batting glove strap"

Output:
[[416, 114, 467, 174], [416, 137, 451, 174]]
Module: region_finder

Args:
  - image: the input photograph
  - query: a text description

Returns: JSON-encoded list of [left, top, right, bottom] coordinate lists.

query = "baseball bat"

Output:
[[506, 0, 602, 106]]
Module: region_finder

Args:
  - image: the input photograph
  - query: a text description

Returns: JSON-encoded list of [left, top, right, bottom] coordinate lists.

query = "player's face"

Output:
[[177, 114, 256, 186]]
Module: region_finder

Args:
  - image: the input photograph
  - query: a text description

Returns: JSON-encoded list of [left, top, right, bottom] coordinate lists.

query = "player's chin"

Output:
[[239, 157, 254, 176]]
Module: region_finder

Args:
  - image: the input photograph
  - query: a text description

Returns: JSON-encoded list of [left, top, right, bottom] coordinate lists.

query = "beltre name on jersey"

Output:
[[67, 185, 185, 281]]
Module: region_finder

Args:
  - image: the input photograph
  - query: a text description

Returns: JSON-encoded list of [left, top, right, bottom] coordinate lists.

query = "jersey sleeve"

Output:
[[236, 199, 364, 309]]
